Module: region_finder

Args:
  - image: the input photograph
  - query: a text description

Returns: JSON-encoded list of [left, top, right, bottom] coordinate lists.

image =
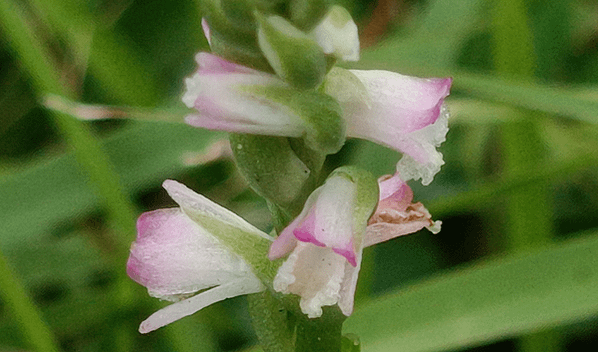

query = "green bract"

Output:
[[257, 13, 327, 89], [230, 134, 312, 210], [241, 84, 346, 155]]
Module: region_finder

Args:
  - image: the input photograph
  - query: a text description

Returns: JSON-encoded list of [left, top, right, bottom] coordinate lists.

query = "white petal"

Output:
[[312, 176, 356, 251], [139, 276, 265, 333], [127, 209, 254, 300], [338, 248, 362, 316], [395, 104, 449, 185], [312, 6, 360, 61], [273, 242, 347, 318]]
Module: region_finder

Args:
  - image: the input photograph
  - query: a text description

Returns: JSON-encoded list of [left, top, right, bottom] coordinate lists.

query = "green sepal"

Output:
[[241, 85, 346, 155], [203, 0, 273, 71], [289, 0, 330, 30], [256, 12, 327, 89]]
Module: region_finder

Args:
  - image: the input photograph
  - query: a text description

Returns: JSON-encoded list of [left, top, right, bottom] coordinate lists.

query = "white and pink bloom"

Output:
[[324, 68, 452, 185], [182, 52, 305, 137], [183, 53, 451, 184], [268, 169, 439, 318], [127, 180, 273, 333]]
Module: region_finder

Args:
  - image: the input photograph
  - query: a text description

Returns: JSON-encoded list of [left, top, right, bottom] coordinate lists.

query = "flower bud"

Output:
[[257, 13, 327, 89], [312, 5, 360, 61]]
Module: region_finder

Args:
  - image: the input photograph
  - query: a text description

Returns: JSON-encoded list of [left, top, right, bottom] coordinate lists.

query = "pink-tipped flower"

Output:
[[182, 52, 305, 137], [325, 68, 452, 185], [269, 168, 440, 318], [182, 52, 346, 155], [127, 180, 273, 333], [268, 167, 378, 318]]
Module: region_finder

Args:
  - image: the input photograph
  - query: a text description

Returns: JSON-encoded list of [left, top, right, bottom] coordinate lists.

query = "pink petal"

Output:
[[127, 208, 253, 300], [349, 70, 451, 121], [293, 207, 325, 247], [194, 52, 256, 74], [182, 54, 305, 136], [338, 70, 451, 185], [268, 218, 300, 260], [377, 173, 414, 213], [365, 202, 441, 247]]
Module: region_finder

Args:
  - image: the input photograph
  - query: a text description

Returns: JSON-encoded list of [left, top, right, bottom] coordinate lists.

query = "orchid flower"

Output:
[[268, 168, 440, 318], [324, 68, 452, 185], [127, 180, 273, 333], [182, 52, 304, 137]]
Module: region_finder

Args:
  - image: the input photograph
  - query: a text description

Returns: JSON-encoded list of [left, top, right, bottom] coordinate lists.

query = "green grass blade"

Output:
[[344, 232, 598, 352], [0, 251, 61, 352]]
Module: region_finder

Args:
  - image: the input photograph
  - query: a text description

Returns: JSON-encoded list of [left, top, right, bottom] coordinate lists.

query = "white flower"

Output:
[[127, 180, 272, 333], [268, 169, 440, 318]]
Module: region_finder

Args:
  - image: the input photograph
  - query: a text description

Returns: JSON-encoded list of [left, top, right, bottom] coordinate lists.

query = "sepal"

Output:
[[257, 13, 327, 89], [289, 0, 329, 30]]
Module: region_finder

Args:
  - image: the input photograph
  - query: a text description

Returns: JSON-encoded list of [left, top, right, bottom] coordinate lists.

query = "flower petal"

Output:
[[268, 217, 301, 260], [328, 69, 451, 185], [273, 242, 347, 318], [349, 70, 451, 117], [337, 248, 362, 316], [296, 175, 357, 265], [365, 202, 442, 247], [395, 104, 449, 185], [312, 5, 360, 61], [201, 18, 211, 47], [377, 173, 414, 212], [139, 276, 264, 333], [127, 208, 256, 300]]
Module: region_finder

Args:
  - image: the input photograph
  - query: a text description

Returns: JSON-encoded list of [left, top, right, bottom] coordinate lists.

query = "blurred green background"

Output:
[[1, 0, 597, 351]]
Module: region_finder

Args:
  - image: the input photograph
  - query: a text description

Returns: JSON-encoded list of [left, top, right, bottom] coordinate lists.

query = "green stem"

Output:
[[247, 291, 294, 352], [0, 250, 61, 352]]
